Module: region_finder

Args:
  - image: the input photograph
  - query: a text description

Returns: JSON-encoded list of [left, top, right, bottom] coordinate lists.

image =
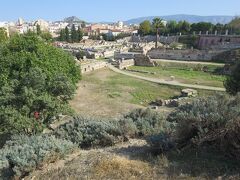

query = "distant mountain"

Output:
[[124, 14, 235, 25], [63, 16, 85, 23]]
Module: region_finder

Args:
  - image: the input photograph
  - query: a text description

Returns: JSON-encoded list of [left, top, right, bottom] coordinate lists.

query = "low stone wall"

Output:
[[147, 49, 223, 61], [112, 59, 135, 70], [81, 61, 107, 74]]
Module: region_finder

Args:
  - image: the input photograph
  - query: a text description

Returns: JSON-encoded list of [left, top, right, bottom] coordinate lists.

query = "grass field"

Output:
[[128, 62, 225, 88], [82, 68, 182, 105], [70, 68, 218, 118]]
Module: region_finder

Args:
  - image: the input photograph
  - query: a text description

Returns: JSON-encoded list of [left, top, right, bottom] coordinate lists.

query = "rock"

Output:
[[168, 99, 179, 107], [151, 106, 159, 110], [181, 88, 198, 97], [170, 76, 175, 81], [155, 99, 165, 106]]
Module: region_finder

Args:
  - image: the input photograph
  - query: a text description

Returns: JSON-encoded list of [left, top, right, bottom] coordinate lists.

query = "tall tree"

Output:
[[178, 21, 191, 34], [152, 18, 165, 48], [36, 24, 41, 35], [77, 26, 83, 42], [167, 21, 178, 34], [65, 27, 70, 42], [71, 25, 77, 43], [59, 29, 66, 41], [139, 20, 151, 36]]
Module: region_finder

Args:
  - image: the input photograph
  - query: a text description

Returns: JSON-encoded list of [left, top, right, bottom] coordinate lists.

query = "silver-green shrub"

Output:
[[54, 116, 123, 148], [168, 94, 240, 158], [147, 132, 175, 154], [0, 135, 75, 179], [120, 108, 168, 137]]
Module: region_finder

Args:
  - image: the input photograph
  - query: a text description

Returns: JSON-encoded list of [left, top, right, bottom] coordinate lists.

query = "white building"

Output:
[[117, 21, 124, 29], [34, 19, 49, 31]]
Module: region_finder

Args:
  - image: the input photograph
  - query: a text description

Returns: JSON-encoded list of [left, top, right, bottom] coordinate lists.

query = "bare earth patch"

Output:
[[70, 81, 142, 118]]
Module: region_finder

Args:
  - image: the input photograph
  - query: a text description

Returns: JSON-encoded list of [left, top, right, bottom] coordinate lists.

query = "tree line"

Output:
[[139, 18, 240, 36], [59, 25, 83, 43]]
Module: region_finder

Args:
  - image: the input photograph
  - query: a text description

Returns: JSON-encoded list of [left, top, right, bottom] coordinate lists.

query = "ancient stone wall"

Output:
[[147, 49, 223, 61], [81, 61, 107, 74], [112, 59, 135, 69], [198, 35, 240, 50], [131, 35, 179, 44], [114, 52, 138, 60]]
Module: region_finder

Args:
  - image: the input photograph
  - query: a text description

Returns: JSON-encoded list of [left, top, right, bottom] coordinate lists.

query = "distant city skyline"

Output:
[[0, 0, 239, 22]]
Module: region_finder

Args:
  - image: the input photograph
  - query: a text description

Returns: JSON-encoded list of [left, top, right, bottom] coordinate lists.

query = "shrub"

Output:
[[225, 62, 240, 95], [0, 135, 75, 179], [120, 108, 168, 137], [147, 132, 175, 154], [168, 94, 240, 158], [54, 116, 123, 148]]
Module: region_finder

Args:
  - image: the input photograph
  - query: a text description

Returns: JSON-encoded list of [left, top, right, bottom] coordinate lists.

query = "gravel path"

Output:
[[108, 65, 226, 92]]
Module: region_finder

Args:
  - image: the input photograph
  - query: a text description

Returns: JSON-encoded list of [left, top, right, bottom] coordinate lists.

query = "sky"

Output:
[[0, 0, 239, 22]]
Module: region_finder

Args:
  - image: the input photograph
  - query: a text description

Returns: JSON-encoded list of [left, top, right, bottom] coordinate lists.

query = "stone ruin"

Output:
[[150, 88, 198, 108], [134, 54, 157, 67]]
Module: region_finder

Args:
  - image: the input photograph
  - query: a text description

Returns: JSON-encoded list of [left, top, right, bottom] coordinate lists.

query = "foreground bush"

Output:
[[119, 108, 170, 137], [168, 94, 240, 158], [54, 116, 123, 148], [0, 135, 75, 179], [147, 132, 175, 154], [0, 32, 81, 135], [225, 62, 240, 95]]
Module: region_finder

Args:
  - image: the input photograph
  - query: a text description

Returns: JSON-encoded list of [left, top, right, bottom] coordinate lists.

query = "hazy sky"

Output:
[[0, 0, 239, 22]]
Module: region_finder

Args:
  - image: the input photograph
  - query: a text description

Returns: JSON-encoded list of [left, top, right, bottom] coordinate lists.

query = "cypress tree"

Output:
[[59, 29, 66, 41], [77, 26, 83, 42], [65, 27, 70, 42], [71, 25, 77, 43], [36, 24, 41, 35]]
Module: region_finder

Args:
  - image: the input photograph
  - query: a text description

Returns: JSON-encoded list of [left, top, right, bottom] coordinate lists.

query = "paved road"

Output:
[[153, 59, 225, 66], [108, 65, 226, 92]]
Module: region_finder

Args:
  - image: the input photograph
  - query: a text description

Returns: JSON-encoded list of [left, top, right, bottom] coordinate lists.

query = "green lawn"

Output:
[[128, 64, 225, 88], [83, 69, 217, 106]]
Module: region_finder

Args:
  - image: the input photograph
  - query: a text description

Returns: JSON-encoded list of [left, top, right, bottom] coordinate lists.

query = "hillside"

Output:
[[124, 14, 234, 24], [64, 16, 85, 23]]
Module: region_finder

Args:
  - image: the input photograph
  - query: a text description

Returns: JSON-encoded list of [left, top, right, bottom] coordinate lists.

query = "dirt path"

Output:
[[108, 65, 226, 92]]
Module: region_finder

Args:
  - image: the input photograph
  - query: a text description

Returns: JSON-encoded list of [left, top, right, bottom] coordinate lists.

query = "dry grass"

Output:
[[91, 156, 155, 180], [70, 68, 180, 118]]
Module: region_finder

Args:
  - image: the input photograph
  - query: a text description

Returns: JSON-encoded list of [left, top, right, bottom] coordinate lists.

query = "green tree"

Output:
[[65, 27, 70, 42], [71, 24, 77, 42], [0, 28, 8, 43], [228, 17, 240, 34], [139, 20, 152, 36], [36, 24, 41, 35], [178, 21, 191, 34], [225, 63, 240, 95], [152, 18, 165, 48], [167, 20, 178, 34], [191, 22, 213, 33], [0, 33, 81, 135], [40, 31, 53, 42], [59, 29, 66, 41], [77, 26, 83, 42]]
